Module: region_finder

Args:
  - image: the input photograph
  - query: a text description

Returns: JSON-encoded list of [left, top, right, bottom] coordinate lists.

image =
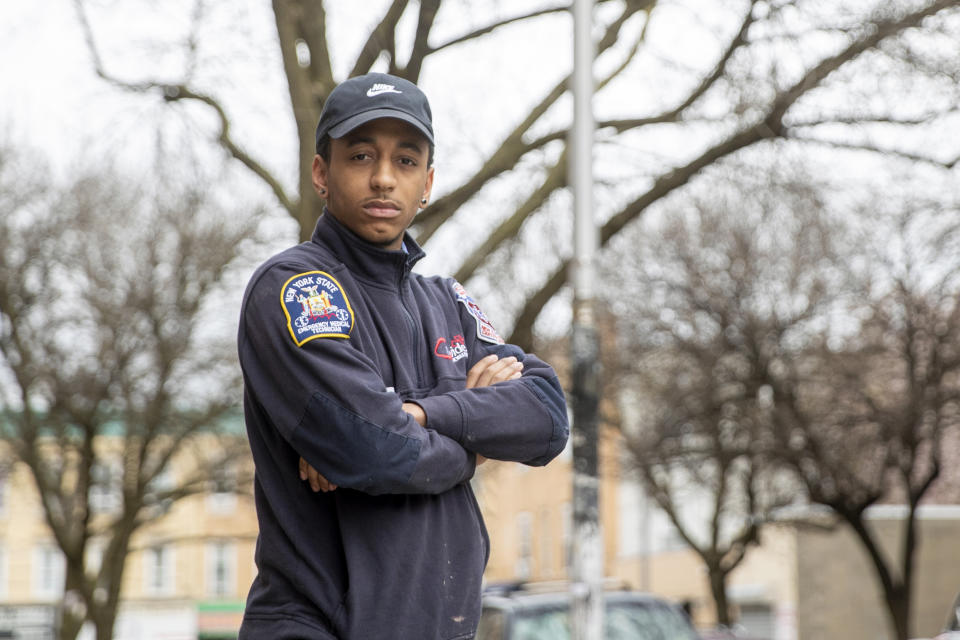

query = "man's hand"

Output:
[[402, 401, 426, 426], [299, 456, 337, 493], [466, 354, 523, 389]]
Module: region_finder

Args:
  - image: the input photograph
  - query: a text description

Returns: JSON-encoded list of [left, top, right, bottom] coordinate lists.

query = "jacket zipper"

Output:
[[399, 279, 425, 389]]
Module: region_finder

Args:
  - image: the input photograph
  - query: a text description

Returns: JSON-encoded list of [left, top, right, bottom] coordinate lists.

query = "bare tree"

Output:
[[0, 143, 256, 640], [604, 152, 960, 638], [71, 0, 960, 348], [605, 162, 837, 626], [764, 197, 960, 640]]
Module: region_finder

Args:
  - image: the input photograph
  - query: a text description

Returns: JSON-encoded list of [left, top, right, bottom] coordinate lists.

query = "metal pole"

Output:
[[570, 0, 603, 639]]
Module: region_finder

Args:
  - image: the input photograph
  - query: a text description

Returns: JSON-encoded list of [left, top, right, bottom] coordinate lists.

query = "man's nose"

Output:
[[371, 158, 397, 191]]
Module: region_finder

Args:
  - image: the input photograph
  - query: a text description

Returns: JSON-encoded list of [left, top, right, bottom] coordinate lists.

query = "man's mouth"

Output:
[[363, 200, 401, 218]]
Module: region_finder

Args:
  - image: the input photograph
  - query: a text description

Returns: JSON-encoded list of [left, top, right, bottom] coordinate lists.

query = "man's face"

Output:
[[312, 118, 434, 251]]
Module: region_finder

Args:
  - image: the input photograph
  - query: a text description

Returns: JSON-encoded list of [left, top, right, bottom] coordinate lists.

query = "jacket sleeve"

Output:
[[239, 263, 476, 495], [412, 281, 569, 466]]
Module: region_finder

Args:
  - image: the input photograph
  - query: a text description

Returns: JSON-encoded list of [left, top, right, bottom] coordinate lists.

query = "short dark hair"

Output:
[[316, 134, 435, 168]]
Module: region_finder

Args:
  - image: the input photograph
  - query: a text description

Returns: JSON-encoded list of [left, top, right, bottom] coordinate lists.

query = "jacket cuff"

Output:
[[413, 395, 465, 443]]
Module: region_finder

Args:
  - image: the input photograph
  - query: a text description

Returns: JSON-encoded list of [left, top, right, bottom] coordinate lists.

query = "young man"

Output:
[[237, 72, 569, 640]]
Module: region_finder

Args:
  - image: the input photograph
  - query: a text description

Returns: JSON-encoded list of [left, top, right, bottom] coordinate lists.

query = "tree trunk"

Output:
[[885, 584, 910, 640], [59, 613, 83, 640], [58, 604, 84, 640], [92, 601, 121, 640], [707, 565, 732, 628], [58, 560, 87, 640], [297, 188, 321, 242], [845, 513, 913, 640], [87, 521, 137, 640]]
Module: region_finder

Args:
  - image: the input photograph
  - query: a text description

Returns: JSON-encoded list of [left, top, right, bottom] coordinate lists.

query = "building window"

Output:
[[32, 545, 65, 600], [515, 512, 533, 579], [85, 539, 106, 578], [206, 464, 237, 515], [146, 468, 175, 516], [144, 545, 175, 596], [205, 541, 236, 598], [89, 460, 123, 514], [538, 507, 553, 576], [737, 602, 774, 639], [561, 502, 572, 570], [618, 478, 644, 558]]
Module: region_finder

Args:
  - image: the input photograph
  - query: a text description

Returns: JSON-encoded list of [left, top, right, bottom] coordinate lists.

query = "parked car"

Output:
[[476, 582, 700, 640], [940, 590, 960, 635]]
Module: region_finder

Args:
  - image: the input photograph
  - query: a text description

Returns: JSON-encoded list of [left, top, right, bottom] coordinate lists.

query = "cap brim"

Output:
[[327, 108, 434, 144]]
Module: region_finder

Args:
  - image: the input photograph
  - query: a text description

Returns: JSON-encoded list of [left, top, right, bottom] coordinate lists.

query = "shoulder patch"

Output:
[[281, 271, 354, 346], [452, 282, 504, 345]]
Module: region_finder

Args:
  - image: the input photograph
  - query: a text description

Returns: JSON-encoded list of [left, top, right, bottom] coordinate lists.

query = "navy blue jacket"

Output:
[[237, 213, 569, 640]]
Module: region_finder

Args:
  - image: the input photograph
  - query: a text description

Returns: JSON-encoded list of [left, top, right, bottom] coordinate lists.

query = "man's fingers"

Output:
[[307, 465, 321, 492], [300, 457, 337, 492], [401, 401, 427, 426], [476, 356, 521, 387], [317, 474, 337, 492], [467, 354, 524, 388], [466, 354, 498, 388], [495, 364, 522, 384]]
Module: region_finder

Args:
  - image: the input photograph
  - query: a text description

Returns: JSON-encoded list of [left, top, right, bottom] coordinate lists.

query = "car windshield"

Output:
[[510, 601, 699, 640]]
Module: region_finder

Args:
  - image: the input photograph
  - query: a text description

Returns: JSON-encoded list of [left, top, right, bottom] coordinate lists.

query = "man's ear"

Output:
[[312, 155, 328, 198], [421, 166, 435, 206]]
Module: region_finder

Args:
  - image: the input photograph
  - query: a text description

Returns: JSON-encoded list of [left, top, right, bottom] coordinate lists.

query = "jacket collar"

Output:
[[311, 210, 425, 285]]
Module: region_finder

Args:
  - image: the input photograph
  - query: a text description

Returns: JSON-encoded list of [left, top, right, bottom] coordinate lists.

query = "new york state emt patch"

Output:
[[281, 271, 354, 346]]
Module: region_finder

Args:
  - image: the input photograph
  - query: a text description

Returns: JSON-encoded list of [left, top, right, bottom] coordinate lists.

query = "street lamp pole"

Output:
[[570, 0, 603, 639]]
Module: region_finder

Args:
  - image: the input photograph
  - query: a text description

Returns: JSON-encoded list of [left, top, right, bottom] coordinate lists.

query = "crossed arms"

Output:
[[299, 353, 524, 492], [241, 263, 568, 496]]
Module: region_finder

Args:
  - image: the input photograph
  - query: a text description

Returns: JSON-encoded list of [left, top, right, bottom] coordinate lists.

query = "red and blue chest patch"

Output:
[[453, 282, 504, 345], [434, 334, 469, 362], [281, 271, 354, 346]]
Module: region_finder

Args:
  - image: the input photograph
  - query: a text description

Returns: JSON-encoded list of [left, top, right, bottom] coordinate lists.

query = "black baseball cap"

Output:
[[314, 72, 434, 153]]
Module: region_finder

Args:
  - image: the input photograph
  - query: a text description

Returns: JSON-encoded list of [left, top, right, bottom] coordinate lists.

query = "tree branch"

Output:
[[666, 0, 760, 120], [763, 0, 960, 135], [350, 0, 410, 77], [509, 0, 960, 344], [163, 86, 296, 212], [415, 0, 651, 244], [788, 109, 959, 128], [76, 0, 298, 218], [785, 133, 960, 169], [427, 5, 572, 55], [454, 149, 568, 284], [403, 0, 442, 81]]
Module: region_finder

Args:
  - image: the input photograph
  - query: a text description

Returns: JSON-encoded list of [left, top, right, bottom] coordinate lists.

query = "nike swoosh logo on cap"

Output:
[[366, 83, 402, 97]]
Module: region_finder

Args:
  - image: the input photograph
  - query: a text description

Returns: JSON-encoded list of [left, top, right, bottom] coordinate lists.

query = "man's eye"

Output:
[[352, 153, 370, 161], [399, 157, 417, 166]]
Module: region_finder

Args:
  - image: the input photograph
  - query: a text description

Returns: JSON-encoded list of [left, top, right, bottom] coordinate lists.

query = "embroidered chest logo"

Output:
[[281, 271, 354, 346], [434, 334, 468, 362], [452, 282, 504, 345]]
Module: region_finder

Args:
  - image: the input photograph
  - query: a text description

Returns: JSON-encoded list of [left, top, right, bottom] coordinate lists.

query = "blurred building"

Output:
[[2, 426, 959, 640], [0, 438, 256, 640]]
